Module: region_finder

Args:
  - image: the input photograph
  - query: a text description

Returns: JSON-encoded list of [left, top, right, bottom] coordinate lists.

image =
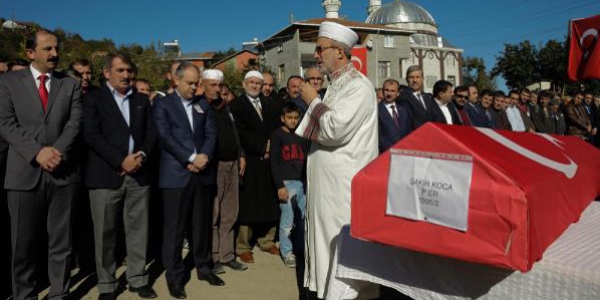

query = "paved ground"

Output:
[[41, 248, 299, 300]]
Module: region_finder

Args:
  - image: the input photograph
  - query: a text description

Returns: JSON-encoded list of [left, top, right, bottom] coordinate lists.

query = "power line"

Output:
[[445, 0, 598, 40], [459, 25, 565, 50], [437, 0, 534, 27]]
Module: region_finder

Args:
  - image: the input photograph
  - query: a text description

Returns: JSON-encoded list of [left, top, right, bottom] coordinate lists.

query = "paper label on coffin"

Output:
[[386, 149, 473, 231]]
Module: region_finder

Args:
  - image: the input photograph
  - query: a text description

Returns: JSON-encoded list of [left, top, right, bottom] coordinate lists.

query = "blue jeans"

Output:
[[279, 180, 306, 257]]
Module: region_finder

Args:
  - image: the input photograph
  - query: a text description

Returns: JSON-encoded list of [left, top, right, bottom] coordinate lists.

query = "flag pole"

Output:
[[563, 19, 571, 98]]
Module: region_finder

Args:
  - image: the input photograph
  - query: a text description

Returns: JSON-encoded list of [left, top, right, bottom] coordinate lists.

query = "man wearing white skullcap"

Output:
[[229, 70, 282, 264], [201, 69, 249, 274], [296, 21, 378, 299], [202, 69, 224, 104]]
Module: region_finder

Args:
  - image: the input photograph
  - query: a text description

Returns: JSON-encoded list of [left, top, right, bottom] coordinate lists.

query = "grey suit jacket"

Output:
[[0, 68, 82, 190]]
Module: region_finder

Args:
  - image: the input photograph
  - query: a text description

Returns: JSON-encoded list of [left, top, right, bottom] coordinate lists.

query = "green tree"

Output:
[[212, 47, 237, 61], [461, 56, 496, 91], [492, 40, 538, 90], [537, 39, 569, 92], [119, 43, 170, 91], [0, 21, 167, 91], [222, 63, 243, 96]]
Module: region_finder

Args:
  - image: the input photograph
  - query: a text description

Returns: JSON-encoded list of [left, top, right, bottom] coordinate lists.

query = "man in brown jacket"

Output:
[[565, 92, 596, 140]]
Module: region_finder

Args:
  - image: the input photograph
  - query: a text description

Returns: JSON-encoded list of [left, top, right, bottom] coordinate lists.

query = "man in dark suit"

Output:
[[432, 80, 462, 126], [69, 58, 94, 95], [530, 90, 556, 134], [398, 65, 445, 129], [0, 30, 81, 300], [451, 86, 473, 126], [378, 79, 413, 153], [230, 71, 281, 264], [464, 85, 491, 128], [153, 62, 220, 299], [83, 53, 157, 300]]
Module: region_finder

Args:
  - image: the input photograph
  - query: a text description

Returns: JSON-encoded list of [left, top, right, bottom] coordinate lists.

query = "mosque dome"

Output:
[[366, 1, 438, 34]]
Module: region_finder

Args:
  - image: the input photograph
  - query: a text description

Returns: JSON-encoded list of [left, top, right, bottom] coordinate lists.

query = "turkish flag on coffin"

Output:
[[351, 123, 600, 272], [568, 14, 600, 81]]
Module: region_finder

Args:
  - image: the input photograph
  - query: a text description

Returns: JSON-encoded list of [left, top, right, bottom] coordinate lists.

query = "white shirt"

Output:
[[506, 105, 526, 132], [246, 95, 261, 109], [176, 91, 195, 132], [385, 102, 398, 119], [413, 91, 426, 109], [106, 83, 135, 154], [246, 94, 262, 119], [175, 91, 198, 163], [435, 99, 453, 125], [29, 65, 51, 92]]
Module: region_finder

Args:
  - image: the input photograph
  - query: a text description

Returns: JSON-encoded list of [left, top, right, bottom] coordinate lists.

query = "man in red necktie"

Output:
[[0, 30, 82, 300]]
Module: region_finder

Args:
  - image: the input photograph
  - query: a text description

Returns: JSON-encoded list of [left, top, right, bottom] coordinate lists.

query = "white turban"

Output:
[[244, 70, 264, 80], [318, 21, 359, 48], [202, 69, 224, 82]]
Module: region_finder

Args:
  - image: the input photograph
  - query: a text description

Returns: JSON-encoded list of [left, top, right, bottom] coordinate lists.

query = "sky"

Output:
[[1, 0, 598, 87]]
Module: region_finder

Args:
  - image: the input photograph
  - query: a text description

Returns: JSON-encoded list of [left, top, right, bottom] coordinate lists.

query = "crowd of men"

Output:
[[2, 25, 600, 300], [1, 29, 318, 300], [377, 66, 600, 153]]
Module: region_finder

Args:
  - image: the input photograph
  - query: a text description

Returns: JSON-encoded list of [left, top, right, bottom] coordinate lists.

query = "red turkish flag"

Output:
[[351, 47, 367, 75], [568, 14, 600, 81]]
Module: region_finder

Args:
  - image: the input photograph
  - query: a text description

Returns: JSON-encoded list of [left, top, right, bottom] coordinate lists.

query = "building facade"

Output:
[[366, 1, 463, 91], [261, 18, 412, 89], [261, 0, 463, 92]]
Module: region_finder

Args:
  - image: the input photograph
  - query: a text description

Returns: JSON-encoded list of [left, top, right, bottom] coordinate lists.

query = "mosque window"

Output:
[[384, 36, 395, 48], [278, 64, 285, 82], [378, 61, 391, 78], [448, 75, 456, 85], [446, 56, 455, 66]]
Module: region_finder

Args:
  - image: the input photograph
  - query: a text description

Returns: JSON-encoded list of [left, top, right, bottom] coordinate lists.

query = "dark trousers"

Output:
[[293, 197, 307, 300], [1, 154, 11, 300], [162, 174, 213, 285], [8, 180, 77, 300]]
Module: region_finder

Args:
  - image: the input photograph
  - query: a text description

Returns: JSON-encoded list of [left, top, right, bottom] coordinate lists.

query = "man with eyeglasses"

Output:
[[304, 67, 325, 97], [295, 21, 378, 299], [452, 85, 472, 126], [291, 67, 325, 115]]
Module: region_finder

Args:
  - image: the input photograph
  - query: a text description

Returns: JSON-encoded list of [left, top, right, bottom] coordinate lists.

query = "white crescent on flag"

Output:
[[476, 128, 578, 179], [580, 28, 598, 59], [351, 56, 363, 71]]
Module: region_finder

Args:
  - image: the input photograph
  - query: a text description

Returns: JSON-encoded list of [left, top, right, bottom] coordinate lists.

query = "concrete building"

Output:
[[213, 49, 258, 73], [366, 1, 464, 91], [261, 18, 412, 89], [260, 0, 463, 92], [162, 40, 216, 71]]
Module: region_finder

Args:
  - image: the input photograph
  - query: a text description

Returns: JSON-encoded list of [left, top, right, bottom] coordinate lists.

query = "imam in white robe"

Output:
[[296, 62, 378, 299]]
